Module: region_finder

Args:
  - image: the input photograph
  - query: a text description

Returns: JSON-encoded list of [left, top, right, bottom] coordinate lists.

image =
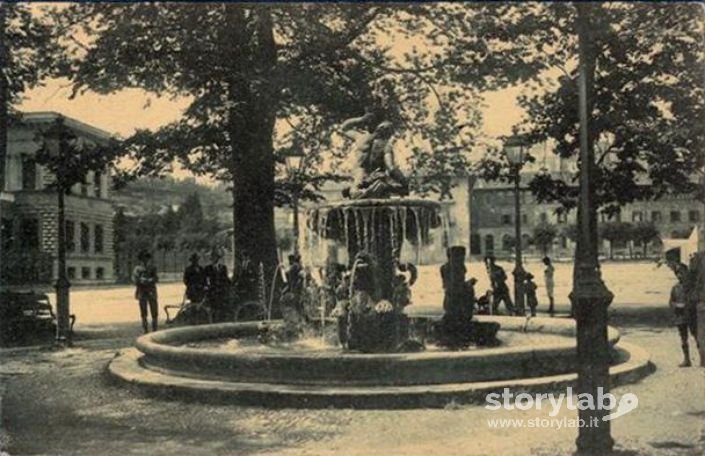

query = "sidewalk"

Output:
[[0, 321, 702, 455]]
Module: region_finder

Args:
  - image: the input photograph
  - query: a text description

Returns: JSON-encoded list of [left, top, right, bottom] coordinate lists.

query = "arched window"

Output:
[[502, 234, 513, 251], [484, 234, 494, 254]]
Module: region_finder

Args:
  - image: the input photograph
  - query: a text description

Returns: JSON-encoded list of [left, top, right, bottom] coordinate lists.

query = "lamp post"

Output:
[[44, 118, 74, 346], [284, 149, 305, 255], [504, 135, 527, 316], [572, 3, 614, 452]]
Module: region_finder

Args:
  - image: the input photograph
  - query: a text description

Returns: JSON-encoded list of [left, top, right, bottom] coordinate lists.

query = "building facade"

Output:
[[1, 112, 115, 286], [470, 173, 703, 260]]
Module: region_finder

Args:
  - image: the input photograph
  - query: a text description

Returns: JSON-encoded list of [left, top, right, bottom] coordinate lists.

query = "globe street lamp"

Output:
[[43, 117, 74, 346], [284, 149, 305, 255], [504, 134, 528, 316]]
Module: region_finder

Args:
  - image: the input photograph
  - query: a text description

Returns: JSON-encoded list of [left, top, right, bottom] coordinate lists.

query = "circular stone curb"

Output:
[[108, 321, 652, 409], [129, 318, 620, 387]]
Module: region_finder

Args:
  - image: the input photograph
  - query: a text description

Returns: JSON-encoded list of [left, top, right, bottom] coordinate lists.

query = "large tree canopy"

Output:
[[443, 3, 705, 213], [56, 3, 483, 300], [0, 3, 58, 190]]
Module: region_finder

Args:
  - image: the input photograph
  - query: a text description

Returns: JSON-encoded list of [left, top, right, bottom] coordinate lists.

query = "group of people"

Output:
[[182, 250, 231, 322], [479, 255, 555, 317], [131, 249, 233, 333]]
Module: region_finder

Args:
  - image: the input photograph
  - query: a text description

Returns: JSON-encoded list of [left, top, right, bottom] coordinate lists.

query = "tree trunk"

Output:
[[225, 6, 279, 310]]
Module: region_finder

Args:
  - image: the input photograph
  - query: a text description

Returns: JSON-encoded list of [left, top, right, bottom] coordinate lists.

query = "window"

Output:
[[81, 267, 91, 279], [614, 211, 622, 222], [67, 267, 76, 280], [521, 234, 531, 248], [539, 213, 548, 223], [651, 211, 662, 223], [556, 212, 568, 224], [484, 234, 494, 254], [689, 210, 700, 222], [19, 218, 39, 249], [96, 267, 105, 280], [21, 156, 36, 190], [470, 234, 481, 255], [670, 211, 681, 223], [65, 220, 76, 252], [502, 234, 514, 251], [501, 214, 512, 225], [93, 172, 102, 197], [80, 223, 90, 253], [94, 224, 104, 254], [521, 214, 528, 224], [1, 218, 13, 250], [632, 211, 643, 222]]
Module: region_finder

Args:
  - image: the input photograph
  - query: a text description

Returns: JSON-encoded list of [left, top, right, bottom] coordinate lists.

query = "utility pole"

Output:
[[571, 3, 614, 452]]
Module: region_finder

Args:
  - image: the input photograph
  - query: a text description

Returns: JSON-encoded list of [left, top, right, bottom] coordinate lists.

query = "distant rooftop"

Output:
[[19, 111, 114, 142]]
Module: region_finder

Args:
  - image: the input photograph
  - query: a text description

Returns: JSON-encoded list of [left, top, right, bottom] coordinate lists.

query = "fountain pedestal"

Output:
[[308, 199, 441, 353]]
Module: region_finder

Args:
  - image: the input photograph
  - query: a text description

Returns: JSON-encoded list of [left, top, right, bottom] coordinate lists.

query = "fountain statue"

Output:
[[306, 112, 444, 352], [340, 111, 409, 200]]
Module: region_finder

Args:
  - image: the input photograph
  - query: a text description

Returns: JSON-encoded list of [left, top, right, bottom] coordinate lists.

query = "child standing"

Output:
[[525, 273, 539, 317], [542, 257, 555, 316]]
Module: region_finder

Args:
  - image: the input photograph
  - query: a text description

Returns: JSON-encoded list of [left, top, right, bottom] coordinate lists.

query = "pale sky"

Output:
[[20, 79, 524, 139]]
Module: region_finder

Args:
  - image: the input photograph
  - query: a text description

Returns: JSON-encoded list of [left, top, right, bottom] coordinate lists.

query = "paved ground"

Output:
[[1, 260, 703, 455], [66, 259, 676, 338]]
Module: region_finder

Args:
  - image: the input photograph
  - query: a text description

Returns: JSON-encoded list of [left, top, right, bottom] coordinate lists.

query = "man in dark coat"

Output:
[[485, 256, 515, 315], [183, 253, 206, 304], [204, 249, 231, 322]]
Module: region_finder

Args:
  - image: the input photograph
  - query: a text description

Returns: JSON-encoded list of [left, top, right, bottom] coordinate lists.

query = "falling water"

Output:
[[354, 209, 363, 253], [343, 208, 350, 252], [400, 206, 407, 260], [411, 206, 422, 264]]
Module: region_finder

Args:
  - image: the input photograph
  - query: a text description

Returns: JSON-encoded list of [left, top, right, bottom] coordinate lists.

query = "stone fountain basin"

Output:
[[110, 316, 653, 408], [132, 316, 620, 387]]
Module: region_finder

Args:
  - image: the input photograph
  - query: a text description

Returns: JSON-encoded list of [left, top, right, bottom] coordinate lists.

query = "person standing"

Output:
[[133, 251, 159, 333], [543, 256, 556, 316], [183, 253, 206, 304], [204, 249, 230, 322], [670, 268, 698, 367], [525, 273, 539, 317], [688, 251, 705, 367], [485, 256, 515, 315]]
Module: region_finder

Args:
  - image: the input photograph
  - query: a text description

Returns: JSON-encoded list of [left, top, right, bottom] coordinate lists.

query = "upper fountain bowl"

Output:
[[306, 198, 443, 248]]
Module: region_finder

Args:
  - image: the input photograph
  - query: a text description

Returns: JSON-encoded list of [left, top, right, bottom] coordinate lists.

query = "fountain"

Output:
[[305, 198, 446, 352], [108, 113, 653, 408]]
